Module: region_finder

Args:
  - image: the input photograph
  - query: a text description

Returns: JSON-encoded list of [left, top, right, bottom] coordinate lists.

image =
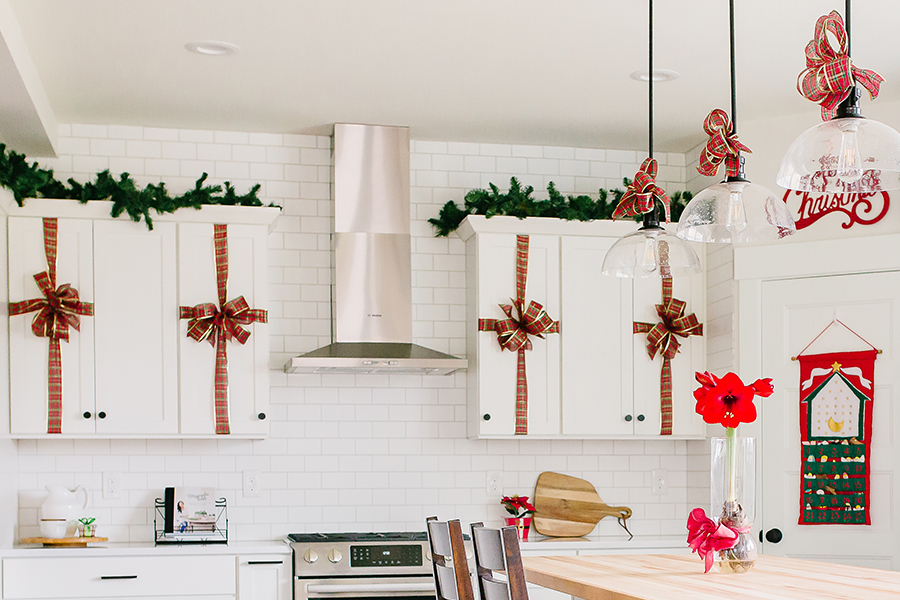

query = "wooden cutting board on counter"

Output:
[[532, 471, 632, 537]]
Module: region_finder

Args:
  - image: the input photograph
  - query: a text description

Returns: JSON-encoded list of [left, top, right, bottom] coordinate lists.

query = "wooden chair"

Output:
[[426, 516, 475, 600], [470, 522, 529, 600]]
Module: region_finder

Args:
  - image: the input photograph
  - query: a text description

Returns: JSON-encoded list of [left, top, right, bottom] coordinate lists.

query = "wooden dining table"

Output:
[[522, 553, 900, 600]]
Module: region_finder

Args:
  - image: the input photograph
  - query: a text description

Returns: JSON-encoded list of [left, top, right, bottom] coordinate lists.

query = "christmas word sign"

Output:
[[799, 350, 876, 525], [782, 190, 890, 230]]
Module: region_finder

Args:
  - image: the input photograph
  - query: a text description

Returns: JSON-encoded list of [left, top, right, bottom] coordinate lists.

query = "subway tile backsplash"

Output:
[[13, 125, 712, 543]]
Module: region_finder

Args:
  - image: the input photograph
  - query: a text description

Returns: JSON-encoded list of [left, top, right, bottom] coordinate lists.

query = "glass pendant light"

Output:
[[601, 0, 701, 278], [777, 0, 900, 193], [676, 0, 796, 244]]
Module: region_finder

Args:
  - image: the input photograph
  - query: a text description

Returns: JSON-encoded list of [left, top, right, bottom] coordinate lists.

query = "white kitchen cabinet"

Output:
[[4, 197, 279, 438], [178, 223, 270, 436], [237, 555, 291, 600], [460, 216, 705, 439]]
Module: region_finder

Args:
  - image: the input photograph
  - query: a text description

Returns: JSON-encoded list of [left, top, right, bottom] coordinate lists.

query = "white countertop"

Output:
[[0, 540, 291, 558]]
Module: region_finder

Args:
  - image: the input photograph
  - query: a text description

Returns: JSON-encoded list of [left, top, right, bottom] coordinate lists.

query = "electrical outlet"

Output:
[[651, 469, 667, 495], [243, 471, 261, 497], [486, 471, 503, 496], [103, 471, 121, 499]]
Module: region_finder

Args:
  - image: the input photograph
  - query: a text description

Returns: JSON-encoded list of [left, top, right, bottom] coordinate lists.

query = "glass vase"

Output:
[[710, 435, 757, 573]]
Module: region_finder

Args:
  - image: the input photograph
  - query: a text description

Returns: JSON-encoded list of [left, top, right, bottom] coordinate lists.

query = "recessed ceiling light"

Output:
[[629, 69, 679, 82], [184, 41, 240, 56]]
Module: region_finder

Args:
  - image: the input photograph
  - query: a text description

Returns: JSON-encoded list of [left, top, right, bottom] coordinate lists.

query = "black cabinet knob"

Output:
[[258, 412, 266, 420], [97, 411, 107, 419], [637, 414, 645, 422], [765, 528, 783, 544], [483, 414, 491, 421], [624, 414, 633, 422], [83, 411, 92, 419]]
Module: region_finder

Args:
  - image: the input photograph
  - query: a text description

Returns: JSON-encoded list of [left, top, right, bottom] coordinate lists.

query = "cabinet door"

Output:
[[560, 237, 633, 435], [237, 556, 291, 600], [93, 220, 178, 434], [178, 223, 269, 435], [632, 273, 705, 436], [9, 217, 94, 434], [475, 233, 560, 436]]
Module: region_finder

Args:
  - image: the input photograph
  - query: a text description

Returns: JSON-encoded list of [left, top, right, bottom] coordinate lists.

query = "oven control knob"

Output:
[[328, 549, 343, 563], [303, 549, 318, 564]]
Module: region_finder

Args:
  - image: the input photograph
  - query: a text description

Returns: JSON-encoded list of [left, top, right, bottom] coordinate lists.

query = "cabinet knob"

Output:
[[624, 414, 633, 422], [97, 411, 107, 419], [764, 528, 783, 544], [637, 414, 645, 422], [483, 413, 491, 421], [83, 411, 92, 419], [258, 412, 267, 420]]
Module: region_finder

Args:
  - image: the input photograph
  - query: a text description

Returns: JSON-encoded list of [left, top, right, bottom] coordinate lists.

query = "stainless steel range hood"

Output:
[[284, 124, 467, 376]]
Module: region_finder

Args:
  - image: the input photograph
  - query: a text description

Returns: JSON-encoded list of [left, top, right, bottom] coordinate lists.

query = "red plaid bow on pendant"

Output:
[[612, 158, 670, 223], [697, 109, 751, 178], [798, 10, 883, 120], [9, 218, 94, 434], [180, 224, 267, 434], [633, 244, 702, 435], [478, 235, 559, 435]]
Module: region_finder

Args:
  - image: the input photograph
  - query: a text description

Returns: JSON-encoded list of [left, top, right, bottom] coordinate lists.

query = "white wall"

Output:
[[13, 124, 707, 542]]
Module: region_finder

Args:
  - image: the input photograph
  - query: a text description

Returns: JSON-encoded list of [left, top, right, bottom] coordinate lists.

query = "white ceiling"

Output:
[[5, 0, 900, 155]]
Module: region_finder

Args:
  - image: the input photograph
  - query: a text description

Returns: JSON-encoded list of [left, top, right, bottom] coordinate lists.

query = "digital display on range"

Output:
[[350, 544, 423, 567]]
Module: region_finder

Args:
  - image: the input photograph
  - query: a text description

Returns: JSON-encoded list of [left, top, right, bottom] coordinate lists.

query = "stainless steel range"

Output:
[[289, 532, 438, 600]]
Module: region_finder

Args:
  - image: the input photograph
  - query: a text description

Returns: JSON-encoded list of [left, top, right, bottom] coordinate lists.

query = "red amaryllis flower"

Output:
[[693, 371, 774, 428]]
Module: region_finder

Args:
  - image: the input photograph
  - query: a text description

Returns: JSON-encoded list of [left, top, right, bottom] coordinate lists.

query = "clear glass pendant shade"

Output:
[[676, 180, 796, 243], [777, 116, 900, 193], [600, 226, 701, 278]]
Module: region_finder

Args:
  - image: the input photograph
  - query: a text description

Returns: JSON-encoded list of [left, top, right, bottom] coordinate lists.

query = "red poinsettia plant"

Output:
[[501, 495, 536, 519], [687, 371, 774, 573]]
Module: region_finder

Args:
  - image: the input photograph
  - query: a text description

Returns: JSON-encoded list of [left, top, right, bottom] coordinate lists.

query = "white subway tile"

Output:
[[91, 138, 126, 156], [108, 125, 144, 140], [414, 140, 447, 154], [143, 127, 180, 141], [126, 140, 161, 158], [215, 130, 249, 144], [267, 146, 300, 164], [250, 132, 283, 146], [284, 134, 319, 148], [72, 124, 108, 138]]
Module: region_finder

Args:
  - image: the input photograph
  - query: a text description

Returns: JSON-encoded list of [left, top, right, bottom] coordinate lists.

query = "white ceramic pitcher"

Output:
[[41, 485, 89, 521]]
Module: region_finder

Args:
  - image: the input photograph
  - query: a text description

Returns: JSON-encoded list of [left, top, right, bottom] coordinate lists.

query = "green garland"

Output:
[[0, 143, 277, 230], [428, 177, 691, 237]]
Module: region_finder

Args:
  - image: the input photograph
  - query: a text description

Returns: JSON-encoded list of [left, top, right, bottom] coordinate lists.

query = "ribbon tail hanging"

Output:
[[214, 333, 230, 435], [660, 357, 673, 436], [515, 347, 528, 435], [47, 339, 62, 434]]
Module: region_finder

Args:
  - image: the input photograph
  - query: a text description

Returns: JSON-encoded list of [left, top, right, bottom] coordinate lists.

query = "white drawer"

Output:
[[2, 555, 236, 599]]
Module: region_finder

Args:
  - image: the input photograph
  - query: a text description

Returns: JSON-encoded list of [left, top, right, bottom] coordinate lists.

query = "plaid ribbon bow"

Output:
[[798, 10, 883, 120], [697, 109, 751, 178], [180, 224, 267, 434], [612, 157, 671, 223], [633, 244, 702, 435], [478, 235, 559, 435], [9, 218, 94, 434]]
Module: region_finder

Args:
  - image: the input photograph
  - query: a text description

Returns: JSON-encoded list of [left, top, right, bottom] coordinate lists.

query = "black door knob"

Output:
[[765, 528, 783, 544], [258, 412, 266, 420], [97, 411, 107, 419], [637, 414, 645, 421], [483, 414, 491, 421], [624, 414, 633, 422], [83, 411, 91, 419]]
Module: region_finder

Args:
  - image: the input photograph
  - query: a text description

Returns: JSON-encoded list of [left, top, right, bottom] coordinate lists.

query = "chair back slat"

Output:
[[426, 516, 474, 600], [481, 578, 511, 600], [470, 522, 529, 600], [472, 526, 505, 571]]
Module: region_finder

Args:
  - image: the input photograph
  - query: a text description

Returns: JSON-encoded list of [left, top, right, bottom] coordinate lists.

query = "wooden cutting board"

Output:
[[532, 472, 632, 537]]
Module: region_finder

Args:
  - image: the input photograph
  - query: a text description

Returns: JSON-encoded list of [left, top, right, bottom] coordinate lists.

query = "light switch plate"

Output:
[[243, 471, 261, 497], [651, 469, 667, 495], [103, 471, 121, 499], [486, 471, 503, 497]]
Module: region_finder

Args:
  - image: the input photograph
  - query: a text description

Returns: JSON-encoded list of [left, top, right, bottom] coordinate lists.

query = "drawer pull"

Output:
[[247, 560, 283, 565], [100, 575, 138, 580]]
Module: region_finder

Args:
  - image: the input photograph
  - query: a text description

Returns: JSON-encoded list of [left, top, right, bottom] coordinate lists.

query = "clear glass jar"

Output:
[[710, 436, 757, 573]]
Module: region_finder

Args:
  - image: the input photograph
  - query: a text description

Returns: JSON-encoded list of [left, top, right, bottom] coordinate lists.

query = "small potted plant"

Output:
[[501, 495, 536, 540]]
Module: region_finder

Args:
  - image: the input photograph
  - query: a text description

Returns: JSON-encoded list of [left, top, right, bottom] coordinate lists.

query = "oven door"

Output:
[[296, 576, 436, 600]]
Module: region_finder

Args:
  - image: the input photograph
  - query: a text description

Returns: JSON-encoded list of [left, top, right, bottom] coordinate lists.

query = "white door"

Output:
[[760, 271, 900, 569], [632, 273, 706, 437], [8, 217, 94, 434], [474, 233, 560, 436], [178, 223, 270, 435], [92, 220, 178, 434], [560, 236, 633, 436]]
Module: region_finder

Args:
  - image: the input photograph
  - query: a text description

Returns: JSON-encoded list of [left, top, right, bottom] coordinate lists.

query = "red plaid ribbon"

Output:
[[8, 218, 93, 434], [633, 244, 702, 435], [478, 235, 559, 435], [612, 158, 671, 223], [179, 224, 267, 434], [798, 10, 883, 120], [697, 109, 751, 178]]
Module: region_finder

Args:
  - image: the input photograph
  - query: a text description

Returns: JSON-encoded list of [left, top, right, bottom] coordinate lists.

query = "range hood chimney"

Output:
[[284, 124, 467, 376]]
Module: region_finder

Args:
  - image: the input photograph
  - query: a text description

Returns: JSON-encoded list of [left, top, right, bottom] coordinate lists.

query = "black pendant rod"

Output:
[[846, 0, 851, 57], [729, 0, 737, 136], [641, 0, 659, 229]]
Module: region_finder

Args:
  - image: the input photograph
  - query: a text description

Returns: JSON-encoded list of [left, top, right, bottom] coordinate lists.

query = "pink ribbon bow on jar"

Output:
[[686, 508, 747, 573]]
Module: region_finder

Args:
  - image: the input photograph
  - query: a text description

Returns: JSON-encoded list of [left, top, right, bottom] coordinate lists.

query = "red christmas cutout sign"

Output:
[[798, 349, 876, 525]]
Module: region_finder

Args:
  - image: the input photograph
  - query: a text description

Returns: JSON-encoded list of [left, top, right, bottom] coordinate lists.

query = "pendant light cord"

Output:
[[642, 0, 659, 229], [729, 0, 737, 136], [846, 0, 851, 57]]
